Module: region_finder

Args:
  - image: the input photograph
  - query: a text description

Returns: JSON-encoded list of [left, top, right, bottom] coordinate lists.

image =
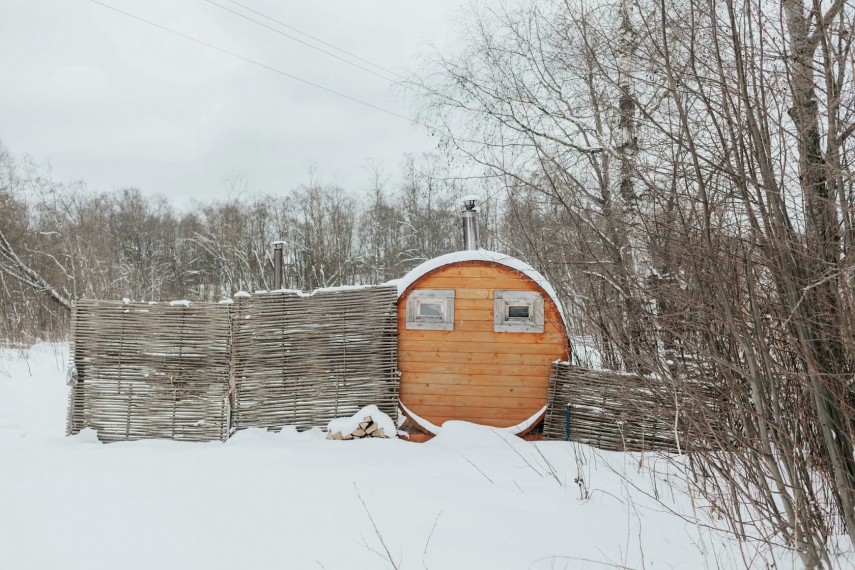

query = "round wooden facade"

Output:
[[396, 251, 569, 435]]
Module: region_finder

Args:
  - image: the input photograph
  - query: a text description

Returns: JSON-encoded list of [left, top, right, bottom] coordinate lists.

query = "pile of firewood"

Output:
[[326, 415, 387, 440]]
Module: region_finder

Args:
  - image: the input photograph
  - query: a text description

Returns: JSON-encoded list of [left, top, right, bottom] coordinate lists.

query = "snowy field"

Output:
[[0, 343, 817, 569]]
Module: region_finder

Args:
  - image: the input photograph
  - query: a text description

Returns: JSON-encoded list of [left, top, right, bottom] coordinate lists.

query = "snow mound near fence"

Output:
[[2, 342, 851, 569], [425, 420, 519, 449]]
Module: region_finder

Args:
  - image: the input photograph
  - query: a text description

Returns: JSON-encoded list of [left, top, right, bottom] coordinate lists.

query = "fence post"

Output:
[[565, 403, 572, 442], [272, 241, 285, 290]]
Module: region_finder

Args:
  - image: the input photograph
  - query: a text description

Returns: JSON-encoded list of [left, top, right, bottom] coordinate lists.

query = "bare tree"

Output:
[[418, 0, 855, 564], [0, 146, 72, 325]]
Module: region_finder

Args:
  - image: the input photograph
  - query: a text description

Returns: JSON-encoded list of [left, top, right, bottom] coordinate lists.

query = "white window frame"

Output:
[[406, 289, 455, 331], [494, 290, 544, 333]]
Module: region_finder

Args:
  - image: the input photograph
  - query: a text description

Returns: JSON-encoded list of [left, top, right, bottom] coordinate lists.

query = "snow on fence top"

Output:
[[387, 249, 567, 326], [243, 283, 379, 297]]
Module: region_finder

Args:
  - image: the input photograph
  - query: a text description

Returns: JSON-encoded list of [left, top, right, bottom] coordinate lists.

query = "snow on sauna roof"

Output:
[[389, 249, 567, 325]]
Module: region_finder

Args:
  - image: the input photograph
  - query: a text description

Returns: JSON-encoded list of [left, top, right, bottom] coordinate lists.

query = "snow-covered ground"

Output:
[[0, 343, 814, 569]]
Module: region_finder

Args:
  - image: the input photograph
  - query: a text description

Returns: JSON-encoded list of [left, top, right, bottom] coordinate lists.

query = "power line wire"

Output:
[[201, 0, 405, 86], [88, 0, 413, 122], [225, 0, 409, 82]]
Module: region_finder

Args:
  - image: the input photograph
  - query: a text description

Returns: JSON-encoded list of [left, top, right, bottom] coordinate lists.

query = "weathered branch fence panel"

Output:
[[230, 287, 399, 430], [544, 362, 720, 452], [68, 289, 725, 450], [66, 300, 231, 442], [67, 286, 399, 442]]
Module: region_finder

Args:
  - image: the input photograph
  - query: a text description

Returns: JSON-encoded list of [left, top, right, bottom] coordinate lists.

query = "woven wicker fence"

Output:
[[67, 300, 232, 442], [230, 286, 399, 431], [67, 286, 399, 442], [544, 362, 720, 452]]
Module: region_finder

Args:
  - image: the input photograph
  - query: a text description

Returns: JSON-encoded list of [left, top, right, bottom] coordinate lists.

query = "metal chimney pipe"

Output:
[[272, 241, 285, 289], [461, 195, 480, 250]]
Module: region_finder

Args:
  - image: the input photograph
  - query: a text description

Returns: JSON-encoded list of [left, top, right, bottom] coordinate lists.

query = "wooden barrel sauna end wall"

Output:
[[395, 250, 569, 438]]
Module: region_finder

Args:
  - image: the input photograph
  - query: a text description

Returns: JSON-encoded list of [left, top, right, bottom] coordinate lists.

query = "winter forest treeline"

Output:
[[2, 0, 855, 565], [0, 149, 514, 342]]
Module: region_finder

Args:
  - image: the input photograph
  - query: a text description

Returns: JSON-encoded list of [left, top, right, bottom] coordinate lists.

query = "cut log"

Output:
[[326, 412, 393, 440]]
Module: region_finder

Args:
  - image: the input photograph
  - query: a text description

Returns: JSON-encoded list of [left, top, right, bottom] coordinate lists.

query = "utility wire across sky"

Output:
[[225, 0, 410, 83], [201, 0, 407, 86], [88, 0, 414, 122]]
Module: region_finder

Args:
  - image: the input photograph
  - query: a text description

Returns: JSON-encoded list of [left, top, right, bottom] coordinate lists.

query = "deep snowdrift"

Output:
[[0, 343, 815, 569]]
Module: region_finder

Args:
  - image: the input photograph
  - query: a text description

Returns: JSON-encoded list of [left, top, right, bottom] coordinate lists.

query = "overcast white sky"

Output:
[[0, 0, 464, 205]]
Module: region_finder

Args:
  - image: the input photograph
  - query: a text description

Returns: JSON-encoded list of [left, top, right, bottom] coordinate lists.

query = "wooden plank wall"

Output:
[[67, 300, 231, 442], [398, 261, 568, 430], [543, 362, 721, 452], [230, 286, 399, 431]]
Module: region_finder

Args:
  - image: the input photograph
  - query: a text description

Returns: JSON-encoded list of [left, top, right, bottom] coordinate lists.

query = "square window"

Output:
[[494, 290, 544, 333], [406, 289, 454, 330]]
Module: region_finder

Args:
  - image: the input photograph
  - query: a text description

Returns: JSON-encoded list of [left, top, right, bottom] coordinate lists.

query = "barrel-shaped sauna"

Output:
[[395, 250, 569, 439]]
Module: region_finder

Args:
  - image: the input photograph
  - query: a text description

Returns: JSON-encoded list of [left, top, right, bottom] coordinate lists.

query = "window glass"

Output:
[[419, 302, 443, 318], [507, 305, 530, 319]]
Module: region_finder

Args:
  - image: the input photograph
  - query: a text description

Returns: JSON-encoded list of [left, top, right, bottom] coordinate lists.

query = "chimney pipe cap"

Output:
[[462, 195, 480, 210]]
